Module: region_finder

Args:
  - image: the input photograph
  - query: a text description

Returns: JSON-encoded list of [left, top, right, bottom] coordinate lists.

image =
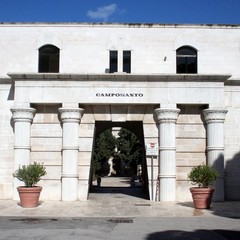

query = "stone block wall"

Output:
[[31, 104, 62, 200], [176, 105, 207, 201], [224, 85, 240, 200], [0, 82, 14, 199]]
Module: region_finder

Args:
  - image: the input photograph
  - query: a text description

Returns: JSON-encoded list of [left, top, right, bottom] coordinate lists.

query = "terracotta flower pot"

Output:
[[17, 186, 42, 208], [190, 187, 215, 209]]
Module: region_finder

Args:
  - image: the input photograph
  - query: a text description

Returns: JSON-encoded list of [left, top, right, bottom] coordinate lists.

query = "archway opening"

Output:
[[89, 121, 149, 200]]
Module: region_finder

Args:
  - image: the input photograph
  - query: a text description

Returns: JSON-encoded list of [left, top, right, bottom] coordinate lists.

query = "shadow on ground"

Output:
[[177, 201, 240, 219], [90, 186, 148, 199], [146, 229, 240, 240], [89, 176, 149, 200]]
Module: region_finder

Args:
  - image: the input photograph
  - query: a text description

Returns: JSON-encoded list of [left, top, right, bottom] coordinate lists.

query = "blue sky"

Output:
[[0, 0, 240, 24]]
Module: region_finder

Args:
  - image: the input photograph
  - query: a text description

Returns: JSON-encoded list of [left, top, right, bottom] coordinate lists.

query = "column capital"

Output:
[[10, 107, 36, 123], [203, 109, 228, 123], [154, 108, 180, 123], [59, 108, 84, 123]]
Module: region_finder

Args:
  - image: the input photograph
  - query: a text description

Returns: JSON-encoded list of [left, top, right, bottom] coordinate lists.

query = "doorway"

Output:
[[89, 121, 149, 200]]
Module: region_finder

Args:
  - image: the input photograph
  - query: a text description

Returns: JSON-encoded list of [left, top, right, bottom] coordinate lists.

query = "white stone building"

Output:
[[0, 23, 239, 202]]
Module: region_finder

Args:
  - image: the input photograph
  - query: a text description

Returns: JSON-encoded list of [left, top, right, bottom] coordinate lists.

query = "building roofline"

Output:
[[0, 22, 240, 29]]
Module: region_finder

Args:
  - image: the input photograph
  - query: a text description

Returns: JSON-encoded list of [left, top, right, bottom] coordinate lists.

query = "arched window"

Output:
[[39, 45, 59, 73], [176, 46, 197, 74]]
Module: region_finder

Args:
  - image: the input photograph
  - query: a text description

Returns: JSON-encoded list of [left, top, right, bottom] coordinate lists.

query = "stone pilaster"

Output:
[[59, 108, 84, 201], [154, 108, 180, 201], [203, 109, 228, 201], [11, 107, 36, 200]]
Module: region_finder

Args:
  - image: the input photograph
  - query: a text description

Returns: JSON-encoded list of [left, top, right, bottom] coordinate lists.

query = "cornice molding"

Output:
[[8, 73, 230, 83]]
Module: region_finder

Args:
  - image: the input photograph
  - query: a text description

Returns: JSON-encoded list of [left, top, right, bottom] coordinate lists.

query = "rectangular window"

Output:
[[109, 51, 118, 73], [123, 51, 131, 73]]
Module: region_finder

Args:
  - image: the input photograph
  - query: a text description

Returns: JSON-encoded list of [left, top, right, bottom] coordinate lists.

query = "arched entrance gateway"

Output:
[[10, 73, 228, 202], [89, 121, 149, 200]]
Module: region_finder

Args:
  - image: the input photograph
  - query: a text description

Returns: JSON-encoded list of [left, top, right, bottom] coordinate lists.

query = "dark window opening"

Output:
[[109, 51, 118, 73], [39, 45, 59, 73], [177, 46, 197, 74], [123, 51, 131, 73]]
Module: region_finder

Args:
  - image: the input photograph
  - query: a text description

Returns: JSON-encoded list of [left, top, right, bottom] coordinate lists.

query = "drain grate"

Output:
[[108, 218, 134, 223], [10, 218, 58, 224], [135, 203, 151, 206], [72, 217, 84, 221]]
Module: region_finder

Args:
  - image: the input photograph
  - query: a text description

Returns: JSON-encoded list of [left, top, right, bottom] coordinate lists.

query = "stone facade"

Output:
[[0, 23, 240, 202]]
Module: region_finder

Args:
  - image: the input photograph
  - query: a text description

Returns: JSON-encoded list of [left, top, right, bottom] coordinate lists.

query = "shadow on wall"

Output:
[[146, 230, 240, 240], [206, 150, 240, 201], [175, 151, 240, 219], [225, 151, 240, 200], [7, 83, 14, 100]]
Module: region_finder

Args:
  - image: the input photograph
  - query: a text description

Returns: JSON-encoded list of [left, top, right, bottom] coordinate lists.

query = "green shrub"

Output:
[[188, 164, 219, 188], [13, 162, 47, 187]]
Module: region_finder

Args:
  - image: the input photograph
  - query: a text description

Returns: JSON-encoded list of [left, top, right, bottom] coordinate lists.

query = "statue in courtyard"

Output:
[[108, 157, 114, 176]]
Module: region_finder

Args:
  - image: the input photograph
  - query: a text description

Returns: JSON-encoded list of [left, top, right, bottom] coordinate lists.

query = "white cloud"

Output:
[[87, 3, 117, 22]]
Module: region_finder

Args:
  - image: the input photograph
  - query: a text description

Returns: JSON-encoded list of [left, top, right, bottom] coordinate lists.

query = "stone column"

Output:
[[59, 108, 84, 201], [11, 107, 36, 200], [154, 108, 180, 201], [203, 109, 228, 201]]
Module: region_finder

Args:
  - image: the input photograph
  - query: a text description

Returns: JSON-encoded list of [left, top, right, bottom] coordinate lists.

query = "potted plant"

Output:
[[13, 162, 47, 208], [188, 164, 219, 209]]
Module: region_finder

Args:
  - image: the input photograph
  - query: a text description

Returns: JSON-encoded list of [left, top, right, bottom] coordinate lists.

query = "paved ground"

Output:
[[0, 177, 239, 239], [0, 177, 239, 218], [0, 196, 240, 218]]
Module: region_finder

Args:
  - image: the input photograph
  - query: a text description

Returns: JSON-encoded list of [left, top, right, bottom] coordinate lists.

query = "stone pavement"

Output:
[[0, 177, 240, 219], [1, 198, 240, 219]]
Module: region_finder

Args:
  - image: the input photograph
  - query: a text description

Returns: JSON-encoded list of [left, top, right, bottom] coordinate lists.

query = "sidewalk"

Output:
[[0, 199, 240, 218]]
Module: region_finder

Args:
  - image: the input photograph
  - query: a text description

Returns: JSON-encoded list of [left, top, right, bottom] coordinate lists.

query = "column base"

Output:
[[159, 178, 176, 201], [62, 178, 78, 201]]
